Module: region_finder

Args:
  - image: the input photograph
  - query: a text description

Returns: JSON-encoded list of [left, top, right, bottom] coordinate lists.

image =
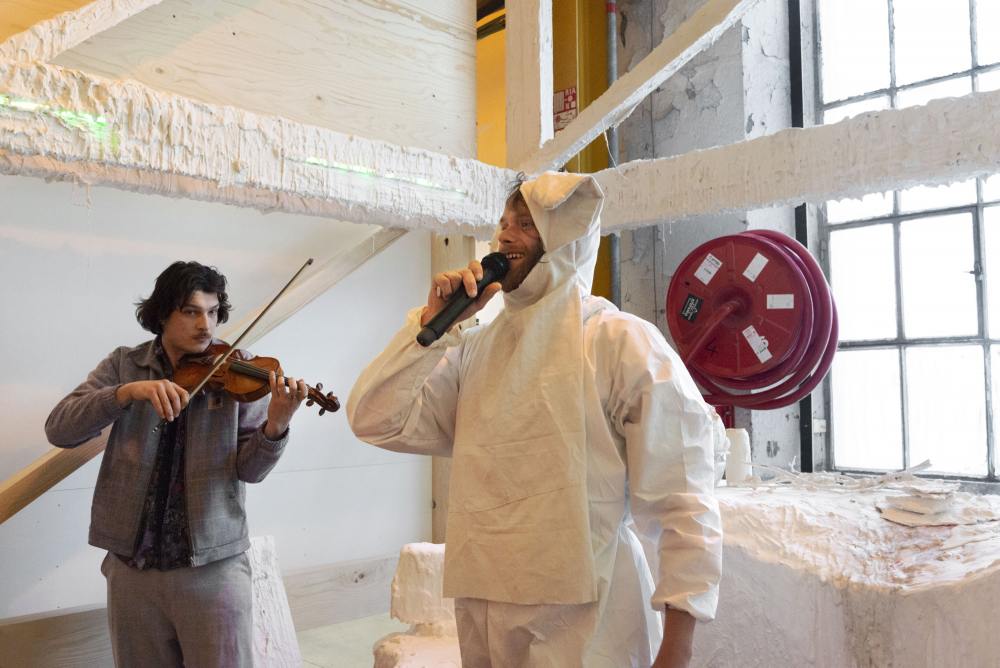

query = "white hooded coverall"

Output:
[[347, 172, 724, 668]]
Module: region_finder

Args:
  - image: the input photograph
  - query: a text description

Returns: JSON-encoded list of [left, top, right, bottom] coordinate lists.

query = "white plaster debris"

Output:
[[517, 0, 764, 176], [376, 543, 460, 668], [0, 0, 167, 64], [693, 487, 1000, 668], [876, 494, 1000, 528], [597, 89, 1000, 232], [0, 61, 512, 239], [373, 632, 461, 668]]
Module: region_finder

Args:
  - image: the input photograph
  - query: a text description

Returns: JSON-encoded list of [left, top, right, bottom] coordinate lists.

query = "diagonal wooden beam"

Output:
[[516, 0, 762, 176], [0, 0, 167, 64], [596, 89, 1000, 230], [0, 226, 407, 526], [0, 61, 511, 240]]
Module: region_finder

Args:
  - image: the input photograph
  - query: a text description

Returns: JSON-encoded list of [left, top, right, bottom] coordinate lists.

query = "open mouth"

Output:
[[505, 252, 525, 260]]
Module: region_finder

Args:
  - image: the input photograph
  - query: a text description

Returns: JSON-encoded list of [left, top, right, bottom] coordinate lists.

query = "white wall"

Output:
[[0, 173, 433, 618]]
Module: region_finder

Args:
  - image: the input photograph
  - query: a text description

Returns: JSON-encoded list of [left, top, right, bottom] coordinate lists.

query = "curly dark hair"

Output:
[[506, 172, 528, 211], [135, 261, 232, 335]]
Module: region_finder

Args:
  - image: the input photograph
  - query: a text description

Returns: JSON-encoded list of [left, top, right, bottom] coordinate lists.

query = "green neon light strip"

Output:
[[0, 93, 458, 195], [0, 94, 108, 135], [301, 156, 466, 195]]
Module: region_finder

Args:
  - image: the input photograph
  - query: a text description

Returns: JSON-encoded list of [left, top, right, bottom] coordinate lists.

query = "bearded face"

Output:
[[497, 199, 545, 292]]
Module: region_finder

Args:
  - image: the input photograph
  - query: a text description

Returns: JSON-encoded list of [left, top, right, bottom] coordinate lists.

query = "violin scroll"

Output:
[[306, 382, 340, 416]]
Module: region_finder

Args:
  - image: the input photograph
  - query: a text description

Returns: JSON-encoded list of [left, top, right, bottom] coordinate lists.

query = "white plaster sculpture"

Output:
[[374, 543, 461, 668], [692, 486, 1000, 668], [249, 536, 302, 668]]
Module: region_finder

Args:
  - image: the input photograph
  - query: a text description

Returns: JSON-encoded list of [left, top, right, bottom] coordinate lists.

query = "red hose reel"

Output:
[[665, 231, 838, 411]]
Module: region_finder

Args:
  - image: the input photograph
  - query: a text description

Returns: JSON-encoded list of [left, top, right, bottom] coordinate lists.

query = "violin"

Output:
[[174, 343, 340, 415]]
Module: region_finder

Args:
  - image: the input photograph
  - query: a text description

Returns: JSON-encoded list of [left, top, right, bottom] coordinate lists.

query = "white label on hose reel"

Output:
[[743, 253, 769, 282], [767, 294, 794, 309], [694, 253, 723, 285], [742, 325, 772, 363]]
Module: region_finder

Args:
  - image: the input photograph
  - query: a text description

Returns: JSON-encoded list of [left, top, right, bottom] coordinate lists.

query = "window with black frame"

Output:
[[818, 0, 1000, 481]]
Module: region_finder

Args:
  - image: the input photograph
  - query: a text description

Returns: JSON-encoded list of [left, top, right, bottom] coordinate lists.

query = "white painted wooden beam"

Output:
[[596, 90, 1000, 230], [0, 225, 407, 526], [505, 0, 554, 169], [0, 0, 166, 64], [517, 0, 762, 176], [0, 61, 511, 239]]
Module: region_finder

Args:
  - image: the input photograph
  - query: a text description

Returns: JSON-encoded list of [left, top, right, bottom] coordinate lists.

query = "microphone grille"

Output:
[[481, 252, 511, 280]]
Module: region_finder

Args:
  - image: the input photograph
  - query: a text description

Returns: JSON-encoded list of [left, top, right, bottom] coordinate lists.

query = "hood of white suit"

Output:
[[491, 171, 605, 312]]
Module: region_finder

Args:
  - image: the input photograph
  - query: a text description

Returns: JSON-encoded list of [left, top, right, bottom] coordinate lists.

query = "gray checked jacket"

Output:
[[45, 340, 289, 566]]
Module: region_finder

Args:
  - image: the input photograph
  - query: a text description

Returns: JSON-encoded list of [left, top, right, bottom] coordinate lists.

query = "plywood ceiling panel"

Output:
[[0, 0, 94, 43], [52, 0, 477, 158]]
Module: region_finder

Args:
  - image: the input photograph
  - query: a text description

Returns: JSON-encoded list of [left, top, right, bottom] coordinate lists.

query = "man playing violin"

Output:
[[46, 261, 308, 668]]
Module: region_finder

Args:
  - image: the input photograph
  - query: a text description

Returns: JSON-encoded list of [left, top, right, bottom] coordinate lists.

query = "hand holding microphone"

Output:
[[417, 252, 510, 347]]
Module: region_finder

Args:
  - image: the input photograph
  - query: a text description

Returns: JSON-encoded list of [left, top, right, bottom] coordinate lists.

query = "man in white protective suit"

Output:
[[347, 171, 724, 668]]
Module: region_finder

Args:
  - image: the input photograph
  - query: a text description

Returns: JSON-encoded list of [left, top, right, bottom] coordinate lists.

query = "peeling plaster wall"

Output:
[[616, 0, 805, 472]]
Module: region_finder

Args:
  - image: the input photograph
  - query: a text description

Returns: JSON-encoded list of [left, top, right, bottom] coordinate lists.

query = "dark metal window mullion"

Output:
[[893, 217, 909, 469], [887, 0, 897, 111], [976, 165, 997, 479], [970, 0, 980, 93], [971, 196, 995, 479]]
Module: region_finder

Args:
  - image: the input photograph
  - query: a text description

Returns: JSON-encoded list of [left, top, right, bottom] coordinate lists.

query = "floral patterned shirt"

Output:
[[117, 340, 192, 571]]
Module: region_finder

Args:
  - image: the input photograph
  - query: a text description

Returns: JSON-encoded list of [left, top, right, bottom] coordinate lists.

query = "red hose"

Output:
[[679, 231, 838, 411]]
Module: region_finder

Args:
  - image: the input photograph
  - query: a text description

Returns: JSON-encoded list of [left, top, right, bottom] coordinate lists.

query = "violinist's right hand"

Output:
[[421, 260, 502, 328], [116, 380, 190, 421]]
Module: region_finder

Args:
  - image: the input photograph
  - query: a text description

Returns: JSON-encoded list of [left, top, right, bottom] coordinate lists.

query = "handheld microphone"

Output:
[[416, 252, 510, 347]]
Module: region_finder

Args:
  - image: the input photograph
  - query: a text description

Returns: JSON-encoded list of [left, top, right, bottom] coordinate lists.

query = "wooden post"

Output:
[[429, 232, 476, 544], [505, 0, 554, 170]]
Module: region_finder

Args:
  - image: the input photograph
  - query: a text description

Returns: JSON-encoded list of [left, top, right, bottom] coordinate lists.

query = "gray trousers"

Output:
[[102, 551, 252, 668]]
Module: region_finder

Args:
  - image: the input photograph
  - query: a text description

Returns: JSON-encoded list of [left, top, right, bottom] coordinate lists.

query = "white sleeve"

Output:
[[346, 307, 463, 458], [606, 317, 724, 622]]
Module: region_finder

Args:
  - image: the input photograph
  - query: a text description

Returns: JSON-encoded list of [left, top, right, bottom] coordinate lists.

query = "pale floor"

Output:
[[297, 613, 409, 668]]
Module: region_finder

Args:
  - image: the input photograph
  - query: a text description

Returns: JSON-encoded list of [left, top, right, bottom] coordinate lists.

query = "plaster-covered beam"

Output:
[[596, 90, 1000, 230], [0, 61, 511, 239], [0, 225, 408, 526], [0, 0, 166, 64], [505, 0, 554, 169], [516, 0, 762, 176]]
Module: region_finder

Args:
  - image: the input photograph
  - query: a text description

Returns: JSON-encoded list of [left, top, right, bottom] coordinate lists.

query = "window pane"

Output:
[[978, 0, 1000, 66], [982, 206, 1000, 336], [827, 191, 893, 223], [823, 96, 890, 124], [984, 174, 1000, 202], [900, 179, 977, 213], [896, 77, 972, 109], [893, 0, 972, 86], [832, 348, 903, 470], [830, 225, 898, 340], [819, 0, 890, 102], [907, 345, 987, 475], [900, 214, 978, 338], [977, 68, 1000, 92]]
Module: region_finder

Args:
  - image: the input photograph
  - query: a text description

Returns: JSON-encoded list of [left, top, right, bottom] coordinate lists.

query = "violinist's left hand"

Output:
[[263, 371, 308, 440]]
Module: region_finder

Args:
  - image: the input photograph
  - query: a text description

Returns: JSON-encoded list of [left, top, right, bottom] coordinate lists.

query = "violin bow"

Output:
[[152, 258, 314, 432]]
